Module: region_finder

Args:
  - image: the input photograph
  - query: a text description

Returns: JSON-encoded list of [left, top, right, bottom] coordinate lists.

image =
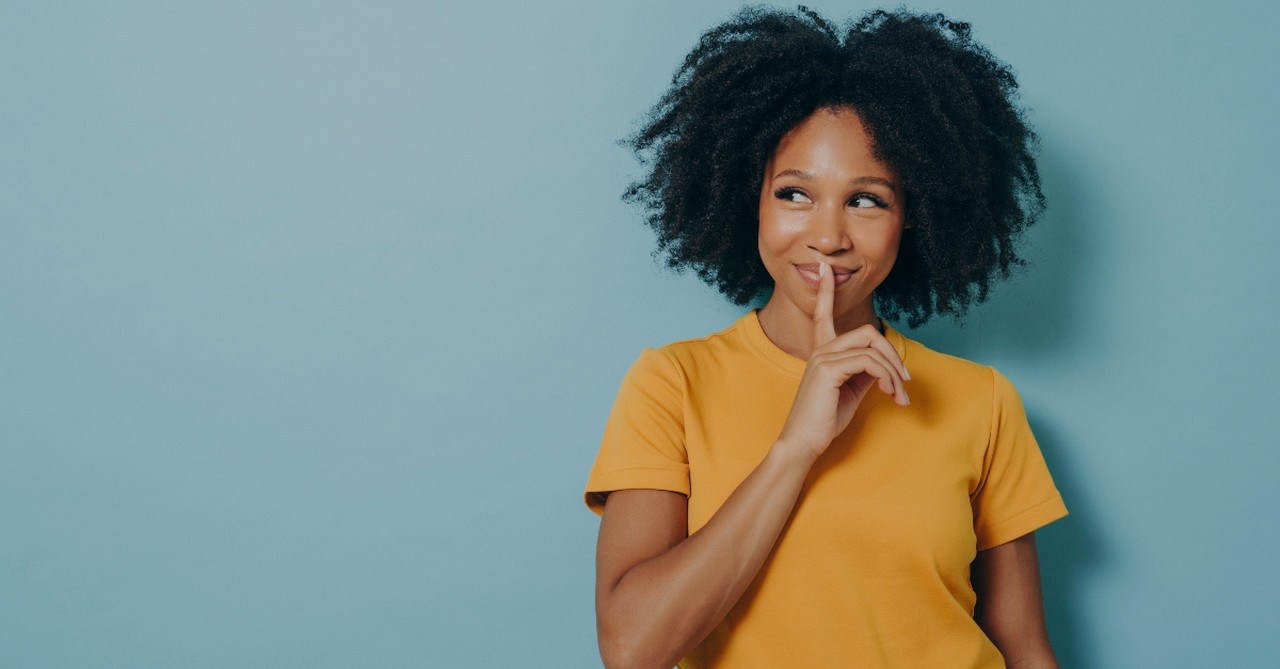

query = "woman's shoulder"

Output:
[[644, 313, 756, 360], [624, 312, 765, 385], [893, 329, 1005, 392], [892, 333, 1032, 431]]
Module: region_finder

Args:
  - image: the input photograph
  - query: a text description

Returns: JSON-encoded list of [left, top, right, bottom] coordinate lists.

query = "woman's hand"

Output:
[[776, 262, 910, 460]]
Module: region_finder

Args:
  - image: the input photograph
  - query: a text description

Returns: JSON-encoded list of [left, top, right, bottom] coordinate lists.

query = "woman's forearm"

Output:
[[596, 441, 816, 669]]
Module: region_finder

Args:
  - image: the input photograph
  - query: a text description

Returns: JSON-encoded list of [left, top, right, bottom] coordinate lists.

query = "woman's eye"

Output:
[[850, 194, 886, 208], [774, 187, 811, 203]]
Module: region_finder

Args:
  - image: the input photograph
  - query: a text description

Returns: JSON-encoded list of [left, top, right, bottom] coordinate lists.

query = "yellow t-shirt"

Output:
[[585, 311, 1067, 668]]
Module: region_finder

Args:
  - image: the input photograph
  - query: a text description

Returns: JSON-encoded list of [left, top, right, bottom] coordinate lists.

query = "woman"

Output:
[[584, 8, 1067, 668]]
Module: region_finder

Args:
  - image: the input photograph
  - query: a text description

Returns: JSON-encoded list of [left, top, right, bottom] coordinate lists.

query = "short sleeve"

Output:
[[584, 348, 691, 515], [971, 369, 1068, 550]]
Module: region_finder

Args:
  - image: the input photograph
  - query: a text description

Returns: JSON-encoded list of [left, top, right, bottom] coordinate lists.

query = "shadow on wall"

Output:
[[902, 134, 1089, 363]]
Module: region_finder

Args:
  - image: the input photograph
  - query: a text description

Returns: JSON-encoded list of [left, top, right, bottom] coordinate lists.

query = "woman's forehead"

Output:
[[766, 108, 895, 183]]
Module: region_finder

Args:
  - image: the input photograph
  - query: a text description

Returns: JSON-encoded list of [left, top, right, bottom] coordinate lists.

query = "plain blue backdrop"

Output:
[[3, 1, 1278, 667]]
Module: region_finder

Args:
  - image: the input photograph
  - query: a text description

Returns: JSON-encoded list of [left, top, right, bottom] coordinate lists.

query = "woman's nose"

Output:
[[808, 206, 851, 255]]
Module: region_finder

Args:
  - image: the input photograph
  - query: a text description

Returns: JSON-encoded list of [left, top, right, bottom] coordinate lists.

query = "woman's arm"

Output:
[[594, 266, 909, 669], [595, 446, 815, 669], [972, 532, 1059, 669]]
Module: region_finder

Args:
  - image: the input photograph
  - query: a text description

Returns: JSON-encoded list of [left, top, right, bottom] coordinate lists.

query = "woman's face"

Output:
[[757, 107, 905, 328]]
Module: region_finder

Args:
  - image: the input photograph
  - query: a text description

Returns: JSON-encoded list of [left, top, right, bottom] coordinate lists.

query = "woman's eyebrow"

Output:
[[773, 168, 896, 190], [773, 168, 815, 180], [851, 176, 897, 190]]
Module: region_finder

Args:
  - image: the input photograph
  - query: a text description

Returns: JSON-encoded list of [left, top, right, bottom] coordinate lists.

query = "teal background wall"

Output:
[[3, 1, 1277, 666]]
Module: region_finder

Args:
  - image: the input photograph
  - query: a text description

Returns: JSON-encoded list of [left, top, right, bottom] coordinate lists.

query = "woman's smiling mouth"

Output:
[[794, 263, 856, 288]]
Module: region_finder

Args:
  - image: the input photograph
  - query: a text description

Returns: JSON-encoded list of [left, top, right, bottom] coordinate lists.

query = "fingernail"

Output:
[[903, 390, 911, 405], [818, 262, 826, 278], [903, 366, 912, 381]]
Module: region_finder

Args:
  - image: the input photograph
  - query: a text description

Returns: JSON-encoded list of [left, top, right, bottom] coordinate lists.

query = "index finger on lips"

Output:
[[813, 262, 837, 348]]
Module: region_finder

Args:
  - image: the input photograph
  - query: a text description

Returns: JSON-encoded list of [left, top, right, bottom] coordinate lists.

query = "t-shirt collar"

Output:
[[742, 309, 909, 380]]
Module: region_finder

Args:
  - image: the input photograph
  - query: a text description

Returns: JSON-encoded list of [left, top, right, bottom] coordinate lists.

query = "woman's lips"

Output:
[[795, 263, 856, 288]]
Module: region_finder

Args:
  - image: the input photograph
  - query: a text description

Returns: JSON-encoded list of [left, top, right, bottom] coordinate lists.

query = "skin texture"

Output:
[[595, 108, 1057, 669]]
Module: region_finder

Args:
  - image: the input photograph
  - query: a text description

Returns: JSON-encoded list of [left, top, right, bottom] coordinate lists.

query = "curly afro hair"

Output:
[[623, 6, 1045, 327]]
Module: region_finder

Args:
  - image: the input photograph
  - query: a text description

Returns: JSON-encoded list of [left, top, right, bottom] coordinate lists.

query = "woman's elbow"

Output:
[[598, 636, 646, 669], [598, 643, 639, 669], [597, 622, 671, 669]]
